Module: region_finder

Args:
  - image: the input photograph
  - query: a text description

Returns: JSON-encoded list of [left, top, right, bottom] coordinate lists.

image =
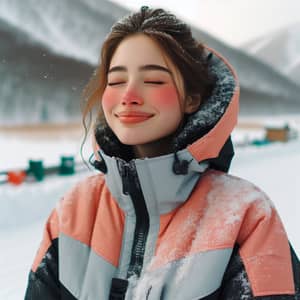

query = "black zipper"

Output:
[[117, 160, 150, 278]]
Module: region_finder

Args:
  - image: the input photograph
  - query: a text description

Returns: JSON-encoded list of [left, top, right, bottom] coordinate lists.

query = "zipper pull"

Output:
[[122, 164, 130, 195], [117, 160, 131, 195]]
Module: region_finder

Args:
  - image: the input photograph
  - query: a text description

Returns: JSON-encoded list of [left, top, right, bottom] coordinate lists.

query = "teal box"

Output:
[[59, 156, 75, 175]]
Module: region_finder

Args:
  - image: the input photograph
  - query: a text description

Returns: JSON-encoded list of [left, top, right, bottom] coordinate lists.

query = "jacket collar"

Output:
[[99, 149, 208, 215]]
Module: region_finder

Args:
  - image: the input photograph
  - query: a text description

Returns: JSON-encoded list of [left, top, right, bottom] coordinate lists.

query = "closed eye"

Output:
[[108, 81, 165, 86], [107, 81, 125, 86], [144, 81, 165, 85]]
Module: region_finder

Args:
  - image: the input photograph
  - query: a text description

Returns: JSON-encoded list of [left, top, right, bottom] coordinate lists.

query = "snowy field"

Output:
[[0, 120, 300, 299]]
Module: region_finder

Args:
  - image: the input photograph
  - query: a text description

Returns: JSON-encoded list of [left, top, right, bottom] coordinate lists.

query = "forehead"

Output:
[[110, 34, 171, 69], [109, 33, 185, 98]]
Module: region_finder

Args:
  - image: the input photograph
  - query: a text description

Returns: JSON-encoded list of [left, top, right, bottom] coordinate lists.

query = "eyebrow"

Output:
[[107, 64, 172, 74]]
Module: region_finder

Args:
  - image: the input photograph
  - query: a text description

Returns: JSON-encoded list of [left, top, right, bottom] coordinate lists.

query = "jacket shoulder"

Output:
[[204, 170, 297, 297], [59, 173, 106, 208], [205, 169, 273, 209], [55, 174, 109, 234]]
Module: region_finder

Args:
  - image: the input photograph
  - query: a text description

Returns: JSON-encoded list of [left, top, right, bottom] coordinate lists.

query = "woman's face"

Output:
[[102, 34, 197, 149]]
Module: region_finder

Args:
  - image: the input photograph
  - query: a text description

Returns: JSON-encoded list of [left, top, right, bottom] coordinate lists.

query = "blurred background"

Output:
[[0, 0, 299, 298]]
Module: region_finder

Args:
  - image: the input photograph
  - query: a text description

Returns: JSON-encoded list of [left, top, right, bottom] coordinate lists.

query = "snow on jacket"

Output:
[[25, 48, 300, 299]]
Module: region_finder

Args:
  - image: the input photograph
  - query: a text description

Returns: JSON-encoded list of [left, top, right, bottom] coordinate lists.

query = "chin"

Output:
[[117, 134, 158, 146], [118, 138, 152, 146]]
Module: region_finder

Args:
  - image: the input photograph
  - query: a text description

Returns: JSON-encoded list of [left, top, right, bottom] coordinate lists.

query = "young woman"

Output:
[[25, 7, 299, 300]]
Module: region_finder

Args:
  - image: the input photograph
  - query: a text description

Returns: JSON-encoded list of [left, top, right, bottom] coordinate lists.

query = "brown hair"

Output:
[[81, 6, 215, 144]]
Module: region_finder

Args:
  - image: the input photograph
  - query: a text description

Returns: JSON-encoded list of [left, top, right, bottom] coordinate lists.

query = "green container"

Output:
[[28, 160, 45, 181], [59, 156, 75, 175], [252, 139, 271, 146]]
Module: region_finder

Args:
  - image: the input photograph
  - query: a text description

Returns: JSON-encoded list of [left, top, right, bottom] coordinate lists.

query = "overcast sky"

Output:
[[111, 0, 300, 47]]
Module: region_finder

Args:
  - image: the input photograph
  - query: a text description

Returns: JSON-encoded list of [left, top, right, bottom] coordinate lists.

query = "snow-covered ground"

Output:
[[0, 121, 299, 299]]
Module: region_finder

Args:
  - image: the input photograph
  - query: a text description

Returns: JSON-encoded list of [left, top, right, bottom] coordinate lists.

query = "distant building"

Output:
[[265, 124, 297, 142]]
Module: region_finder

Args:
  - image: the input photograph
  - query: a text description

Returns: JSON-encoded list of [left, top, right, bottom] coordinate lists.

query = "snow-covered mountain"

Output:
[[191, 26, 300, 115], [0, 0, 300, 125], [243, 23, 300, 85], [0, 0, 128, 125]]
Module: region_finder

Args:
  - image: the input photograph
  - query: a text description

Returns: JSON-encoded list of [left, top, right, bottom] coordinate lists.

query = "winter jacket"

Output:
[[25, 48, 300, 300]]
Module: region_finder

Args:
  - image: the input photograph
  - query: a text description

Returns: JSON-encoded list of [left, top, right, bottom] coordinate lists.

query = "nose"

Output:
[[121, 88, 143, 106]]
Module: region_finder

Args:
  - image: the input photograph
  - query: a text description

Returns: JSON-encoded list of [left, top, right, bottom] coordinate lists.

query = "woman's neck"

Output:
[[132, 135, 174, 159]]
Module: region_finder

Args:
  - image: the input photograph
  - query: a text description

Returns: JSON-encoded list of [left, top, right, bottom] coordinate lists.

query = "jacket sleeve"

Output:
[[220, 244, 300, 299], [219, 194, 300, 299], [24, 210, 60, 300]]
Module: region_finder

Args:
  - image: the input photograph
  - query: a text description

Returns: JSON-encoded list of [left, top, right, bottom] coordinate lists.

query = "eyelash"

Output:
[[146, 81, 164, 85], [107, 82, 124, 86], [108, 81, 165, 86]]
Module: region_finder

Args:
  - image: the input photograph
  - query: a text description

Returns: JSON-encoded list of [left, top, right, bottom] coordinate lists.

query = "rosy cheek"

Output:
[[148, 86, 179, 109], [102, 88, 120, 111]]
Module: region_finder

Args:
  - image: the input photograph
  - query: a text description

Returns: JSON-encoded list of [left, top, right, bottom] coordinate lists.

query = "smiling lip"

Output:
[[116, 111, 154, 124]]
